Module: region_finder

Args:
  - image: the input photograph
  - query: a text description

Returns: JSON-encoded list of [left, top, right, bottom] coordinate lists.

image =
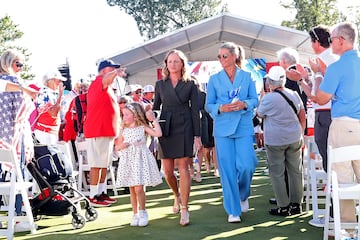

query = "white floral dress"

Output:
[[116, 126, 162, 187]]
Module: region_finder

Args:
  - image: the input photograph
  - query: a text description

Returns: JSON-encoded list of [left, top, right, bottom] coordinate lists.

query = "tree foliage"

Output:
[[0, 15, 34, 80], [280, 0, 346, 31], [107, 0, 224, 40]]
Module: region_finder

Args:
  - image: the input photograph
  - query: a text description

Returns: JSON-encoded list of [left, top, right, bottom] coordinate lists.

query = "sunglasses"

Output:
[[15, 62, 24, 68], [217, 54, 229, 60], [311, 28, 320, 41], [135, 91, 142, 94], [330, 35, 345, 44], [118, 101, 126, 104]]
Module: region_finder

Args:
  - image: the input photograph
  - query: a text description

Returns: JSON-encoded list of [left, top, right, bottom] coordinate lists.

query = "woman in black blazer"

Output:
[[153, 49, 201, 226]]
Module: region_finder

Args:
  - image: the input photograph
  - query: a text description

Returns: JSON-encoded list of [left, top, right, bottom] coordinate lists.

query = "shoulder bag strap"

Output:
[[273, 89, 298, 115]]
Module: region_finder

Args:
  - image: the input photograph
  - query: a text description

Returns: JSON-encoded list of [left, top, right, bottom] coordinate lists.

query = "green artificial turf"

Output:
[[13, 151, 323, 240]]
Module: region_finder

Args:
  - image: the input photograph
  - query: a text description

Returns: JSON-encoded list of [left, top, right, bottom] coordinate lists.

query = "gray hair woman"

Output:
[[257, 65, 306, 216], [0, 49, 37, 230], [0, 49, 37, 98], [0, 48, 35, 154]]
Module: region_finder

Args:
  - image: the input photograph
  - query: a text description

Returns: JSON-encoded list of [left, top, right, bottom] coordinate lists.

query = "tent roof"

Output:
[[104, 13, 313, 84]]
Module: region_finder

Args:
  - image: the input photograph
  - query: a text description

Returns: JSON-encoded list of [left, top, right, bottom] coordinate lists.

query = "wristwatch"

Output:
[[218, 104, 223, 114]]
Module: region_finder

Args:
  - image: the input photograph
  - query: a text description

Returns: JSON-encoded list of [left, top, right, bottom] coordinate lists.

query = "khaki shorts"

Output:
[[86, 137, 114, 168]]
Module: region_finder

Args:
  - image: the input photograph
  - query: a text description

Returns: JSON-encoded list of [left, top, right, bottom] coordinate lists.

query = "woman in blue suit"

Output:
[[205, 42, 258, 223]]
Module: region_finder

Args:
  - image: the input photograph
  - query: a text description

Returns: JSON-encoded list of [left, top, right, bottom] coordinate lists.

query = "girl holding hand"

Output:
[[115, 102, 162, 227]]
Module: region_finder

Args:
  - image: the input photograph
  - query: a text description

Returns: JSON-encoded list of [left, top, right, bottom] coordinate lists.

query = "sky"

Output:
[[1, 0, 359, 83]]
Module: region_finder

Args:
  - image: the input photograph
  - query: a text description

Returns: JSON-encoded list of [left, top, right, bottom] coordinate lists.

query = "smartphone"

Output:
[[231, 98, 239, 104], [263, 77, 270, 92]]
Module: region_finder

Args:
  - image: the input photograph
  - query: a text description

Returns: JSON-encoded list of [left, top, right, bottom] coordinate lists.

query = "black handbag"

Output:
[[159, 111, 171, 137]]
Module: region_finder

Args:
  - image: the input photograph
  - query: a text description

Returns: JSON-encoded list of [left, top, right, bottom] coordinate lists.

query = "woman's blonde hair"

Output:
[[162, 49, 190, 81], [121, 102, 150, 128], [0, 49, 24, 75], [236, 45, 246, 69]]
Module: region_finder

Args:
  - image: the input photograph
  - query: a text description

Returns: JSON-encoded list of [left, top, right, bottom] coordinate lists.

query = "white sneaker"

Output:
[[240, 199, 249, 213], [138, 210, 148, 227], [308, 216, 334, 228], [228, 214, 241, 223], [14, 222, 38, 233], [130, 214, 139, 227]]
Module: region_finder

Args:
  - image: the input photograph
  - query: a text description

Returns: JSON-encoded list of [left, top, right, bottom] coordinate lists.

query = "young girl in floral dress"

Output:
[[114, 102, 162, 227]]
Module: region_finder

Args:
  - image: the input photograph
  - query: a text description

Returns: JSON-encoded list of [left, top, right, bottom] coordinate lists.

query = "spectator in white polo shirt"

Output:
[[130, 84, 143, 103], [34, 70, 66, 145], [142, 84, 155, 111]]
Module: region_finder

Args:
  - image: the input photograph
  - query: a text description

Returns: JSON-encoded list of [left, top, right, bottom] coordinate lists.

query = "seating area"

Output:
[[2, 139, 360, 239], [303, 136, 327, 228], [10, 151, 325, 240], [323, 145, 360, 240], [74, 140, 119, 196], [0, 147, 36, 240], [303, 136, 360, 240]]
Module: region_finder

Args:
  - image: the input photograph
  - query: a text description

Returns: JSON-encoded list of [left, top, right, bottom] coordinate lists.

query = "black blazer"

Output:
[[153, 78, 200, 159]]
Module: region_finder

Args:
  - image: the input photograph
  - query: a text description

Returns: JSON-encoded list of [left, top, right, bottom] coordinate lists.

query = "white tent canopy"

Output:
[[103, 13, 313, 86]]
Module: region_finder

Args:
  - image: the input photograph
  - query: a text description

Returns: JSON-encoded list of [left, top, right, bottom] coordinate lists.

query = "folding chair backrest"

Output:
[[328, 145, 360, 165], [0, 148, 22, 183]]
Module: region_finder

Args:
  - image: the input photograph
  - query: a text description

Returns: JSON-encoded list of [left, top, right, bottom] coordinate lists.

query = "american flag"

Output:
[[0, 75, 35, 165]]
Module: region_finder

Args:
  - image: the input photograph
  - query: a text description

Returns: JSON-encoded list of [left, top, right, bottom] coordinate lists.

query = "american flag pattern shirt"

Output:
[[0, 74, 35, 164]]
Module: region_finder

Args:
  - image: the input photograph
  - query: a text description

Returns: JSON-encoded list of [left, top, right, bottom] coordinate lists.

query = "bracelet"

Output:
[[314, 72, 323, 79], [19, 83, 23, 92], [297, 78, 303, 86]]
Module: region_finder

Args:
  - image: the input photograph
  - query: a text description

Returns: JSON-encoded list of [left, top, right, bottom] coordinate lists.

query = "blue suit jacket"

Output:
[[205, 68, 258, 137]]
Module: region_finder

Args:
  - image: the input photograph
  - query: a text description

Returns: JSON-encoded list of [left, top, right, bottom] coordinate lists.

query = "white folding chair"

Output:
[[303, 136, 327, 227], [0, 147, 36, 240], [303, 136, 312, 213], [323, 145, 360, 240], [57, 141, 78, 180], [75, 140, 118, 196], [75, 141, 90, 195]]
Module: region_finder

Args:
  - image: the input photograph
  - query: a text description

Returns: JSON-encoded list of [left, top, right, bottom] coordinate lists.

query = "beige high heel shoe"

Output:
[[180, 206, 190, 226], [173, 194, 181, 214]]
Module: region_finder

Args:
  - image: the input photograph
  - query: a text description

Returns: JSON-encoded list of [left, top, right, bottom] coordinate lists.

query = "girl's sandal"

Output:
[[173, 194, 181, 214], [180, 206, 190, 226]]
